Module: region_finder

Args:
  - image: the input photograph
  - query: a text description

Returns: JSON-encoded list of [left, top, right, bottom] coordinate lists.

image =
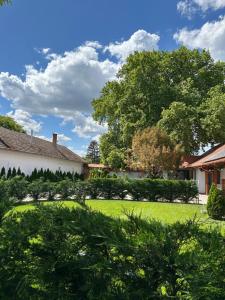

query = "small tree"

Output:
[[0, 167, 6, 178], [28, 179, 45, 201], [7, 176, 28, 201], [86, 140, 100, 163], [7, 168, 12, 179], [207, 184, 225, 220], [56, 179, 73, 199], [130, 127, 183, 178], [11, 167, 17, 178]]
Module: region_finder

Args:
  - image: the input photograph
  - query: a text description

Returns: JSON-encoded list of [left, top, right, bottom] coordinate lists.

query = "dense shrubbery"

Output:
[[88, 178, 198, 203], [207, 184, 225, 220], [0, 176, 198, 203], [0, 205, 224, 299]]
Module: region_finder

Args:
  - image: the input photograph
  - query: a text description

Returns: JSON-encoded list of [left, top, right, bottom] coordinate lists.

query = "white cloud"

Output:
[[36, 133, 71, 144], [7, 109, 42, 133], [105, 29, 160, 61], [68, 146, 86, 157], [177, 0, 225, 18], [0, 30, 159, 139], [70, 112, 107, 138], [174, 15, 225, 60]]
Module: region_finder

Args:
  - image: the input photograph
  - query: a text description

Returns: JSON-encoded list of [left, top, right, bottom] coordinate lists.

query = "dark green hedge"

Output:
[[0, 177, 198, 203], [88, 178, 198, 203]]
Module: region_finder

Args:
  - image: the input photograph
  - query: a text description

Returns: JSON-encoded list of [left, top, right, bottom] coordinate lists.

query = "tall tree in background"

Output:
[[130, 127, 183, 178], [86, 140, 100, 163], [0, 116, 25, 133], [93, 47, 225, 160]]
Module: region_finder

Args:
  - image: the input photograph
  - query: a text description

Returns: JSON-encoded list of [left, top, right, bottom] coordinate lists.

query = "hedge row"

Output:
[[87, 178, 198, 203], [0, 167, 84, 182], [0, 177, 198, 203]]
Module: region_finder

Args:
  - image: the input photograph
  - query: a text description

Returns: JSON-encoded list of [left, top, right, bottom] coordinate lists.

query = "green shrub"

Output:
[[28, 178, 45, 201], [207, 184, 225, 220], [0, 205, 224, 299], [7, 176, 28, 201], [87, 178, 198, 202], [56, 179, 73, 199], [42, 181, 57, 201]]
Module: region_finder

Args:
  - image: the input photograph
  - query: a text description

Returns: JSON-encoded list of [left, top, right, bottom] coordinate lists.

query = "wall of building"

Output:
[[196, 169, 205, 194], [109, 171, 147, 179], [0, 149, 83, 175]]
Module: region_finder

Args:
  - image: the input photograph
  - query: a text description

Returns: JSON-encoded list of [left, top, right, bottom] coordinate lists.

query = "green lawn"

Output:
[[14, 200, 212, 224]]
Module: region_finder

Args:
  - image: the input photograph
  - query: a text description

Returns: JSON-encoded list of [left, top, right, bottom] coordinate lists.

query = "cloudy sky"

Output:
[[0, 0, 225, 156]]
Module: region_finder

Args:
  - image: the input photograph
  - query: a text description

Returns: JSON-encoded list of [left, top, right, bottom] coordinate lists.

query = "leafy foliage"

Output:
[[0, 205, 224, 299], [93, 47, 225, 157], [0, 115, 25, 132], [130, 127, 183, 177], [88, 178, 198, 202], [158, 102, 201, 154], [207, 184, 225, 220]]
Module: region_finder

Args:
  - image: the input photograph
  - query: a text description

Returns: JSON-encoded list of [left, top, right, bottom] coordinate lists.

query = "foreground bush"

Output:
[[0, 205, 224, 299], [207, 184, 225, 220], [88, 178, 198, 202]]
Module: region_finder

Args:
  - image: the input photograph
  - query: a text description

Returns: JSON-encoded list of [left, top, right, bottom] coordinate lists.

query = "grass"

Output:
[[14, 200, 211, 224]]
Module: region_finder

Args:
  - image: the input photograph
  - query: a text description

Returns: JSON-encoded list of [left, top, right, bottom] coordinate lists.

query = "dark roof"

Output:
[[0, 127, 85, 163]]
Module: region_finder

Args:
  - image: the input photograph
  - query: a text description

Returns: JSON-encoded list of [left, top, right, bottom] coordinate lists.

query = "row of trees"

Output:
[[0, 167, 84, 182], [93, 47, 225, 171]]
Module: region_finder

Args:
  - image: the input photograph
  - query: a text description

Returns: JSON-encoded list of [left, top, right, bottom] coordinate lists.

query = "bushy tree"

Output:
[[200, 85, 225, 145], [56, 179, 73, 199], [207, 184, 225, 220], [28, 178, 45, 201], [7, 176, 28, 201], [93, 47, 225, 158], [0, 115, 25, 132], [158, 102, 201, 154], [130, 127, 183, 178]]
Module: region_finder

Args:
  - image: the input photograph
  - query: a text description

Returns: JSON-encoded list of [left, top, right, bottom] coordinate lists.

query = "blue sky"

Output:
[[0, 0, 225, 156]]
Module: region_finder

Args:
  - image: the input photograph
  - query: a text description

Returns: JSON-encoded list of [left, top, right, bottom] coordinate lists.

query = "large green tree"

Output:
[[158, 102, 201, 154], [93, 47, 225, 159], [0, 115, 25, 133]]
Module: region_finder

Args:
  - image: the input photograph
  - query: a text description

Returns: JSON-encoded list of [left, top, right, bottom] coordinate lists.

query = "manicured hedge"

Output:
[[87, 178, 198, 203], [0, 176, 198, 203]]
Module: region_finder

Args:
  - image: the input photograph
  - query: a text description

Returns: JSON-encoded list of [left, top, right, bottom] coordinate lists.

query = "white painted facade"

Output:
[[194, 169, 206, 194], [0, 149, 83, 175], [109, 170, 147, 179]]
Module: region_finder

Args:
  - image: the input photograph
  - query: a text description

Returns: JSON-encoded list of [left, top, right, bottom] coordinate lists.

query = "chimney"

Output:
[[52, 133, 57, 147]]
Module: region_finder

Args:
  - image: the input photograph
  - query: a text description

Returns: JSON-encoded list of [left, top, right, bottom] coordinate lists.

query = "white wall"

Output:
[[196, 169, 205, 194], [109, 171, 147, 179], [0, 149, 83, 175]]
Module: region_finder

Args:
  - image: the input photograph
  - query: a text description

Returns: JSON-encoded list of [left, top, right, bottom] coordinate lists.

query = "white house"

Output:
[[0, 127, 86, 175], [183, 144, 225, 195]]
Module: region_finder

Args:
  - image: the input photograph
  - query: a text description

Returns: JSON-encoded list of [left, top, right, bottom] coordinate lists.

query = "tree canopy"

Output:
[[93, 47, 225, 159], [0, 115, 25, 133], [130, 127, 183, 177]]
